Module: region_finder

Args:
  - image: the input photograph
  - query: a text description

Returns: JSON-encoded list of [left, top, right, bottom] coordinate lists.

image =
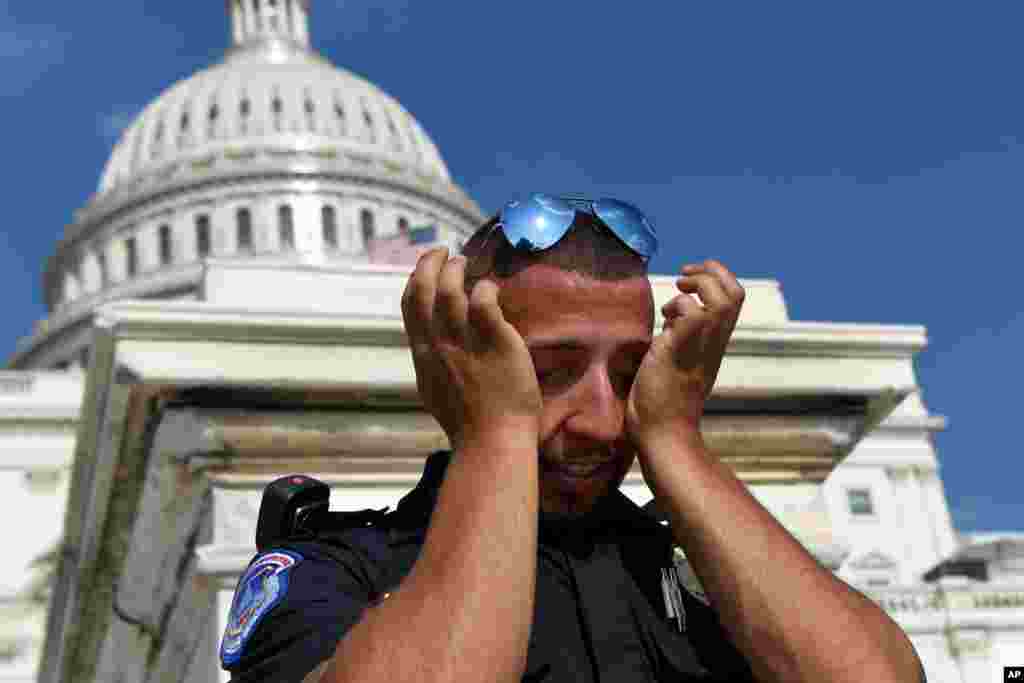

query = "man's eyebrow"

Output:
[[526, 338, 652, 355]]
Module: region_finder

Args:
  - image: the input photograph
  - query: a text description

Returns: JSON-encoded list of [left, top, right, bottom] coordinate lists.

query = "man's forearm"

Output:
[[638, 429, 924, 683], [324, 429, 539, 683]]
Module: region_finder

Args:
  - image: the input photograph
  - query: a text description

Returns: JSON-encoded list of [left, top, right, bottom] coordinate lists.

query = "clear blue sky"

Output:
[[1, 2, 1020, 533]]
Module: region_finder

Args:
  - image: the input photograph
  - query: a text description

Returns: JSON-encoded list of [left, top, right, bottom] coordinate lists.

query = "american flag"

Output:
[[367, 224, 439, 265]]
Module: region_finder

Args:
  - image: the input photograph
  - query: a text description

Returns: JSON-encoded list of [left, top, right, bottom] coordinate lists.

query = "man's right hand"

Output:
[[401, 246, 543, 452]]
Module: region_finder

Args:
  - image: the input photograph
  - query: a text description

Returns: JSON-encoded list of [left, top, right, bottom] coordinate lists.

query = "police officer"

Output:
[[221, 196, 926, 683]]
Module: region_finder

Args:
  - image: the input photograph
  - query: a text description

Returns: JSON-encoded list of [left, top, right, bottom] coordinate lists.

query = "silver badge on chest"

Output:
[[661, 566, 686, 633]]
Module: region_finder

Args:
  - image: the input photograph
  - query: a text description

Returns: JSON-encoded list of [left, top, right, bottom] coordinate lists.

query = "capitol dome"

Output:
[[16, 0, 485, 371], [98, 19, 451, 194]]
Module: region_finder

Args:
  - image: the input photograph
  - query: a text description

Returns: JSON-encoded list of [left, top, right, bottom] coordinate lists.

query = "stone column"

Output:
[[231, 0, 244, 45]]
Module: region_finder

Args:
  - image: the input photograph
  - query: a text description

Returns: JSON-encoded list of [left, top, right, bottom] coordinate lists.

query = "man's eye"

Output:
[[538, 369, 571, 383]]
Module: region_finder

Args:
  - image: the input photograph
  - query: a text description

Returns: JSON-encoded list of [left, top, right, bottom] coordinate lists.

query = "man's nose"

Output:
[[564, 366, 627, 442]]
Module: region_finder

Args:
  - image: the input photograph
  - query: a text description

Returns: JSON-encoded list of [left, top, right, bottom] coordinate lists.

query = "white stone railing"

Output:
[[867, 583, 1024, 614]]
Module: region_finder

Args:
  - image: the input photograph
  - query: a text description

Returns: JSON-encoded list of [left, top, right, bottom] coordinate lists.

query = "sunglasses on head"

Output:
[[478, 193, 659, 263]]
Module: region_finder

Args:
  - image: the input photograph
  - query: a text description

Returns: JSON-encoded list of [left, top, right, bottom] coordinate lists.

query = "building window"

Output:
[[97, 250, 108, 287], [236, 208, 253, 250], [304, 91, 316, 131], [125, 237, 137, 277], [208, 102, 220, 138], [360, 208, 375, 247], [322, 205, 338, 249], [362, 104, 375, 143], [240, 95, 251, 134], [272, 90, 284, 133], [397, 217, 409, 235], [196, 214, 211, 257], [847, 488, 875, 516], [159, 224, 173, 265], [279, 205, 294, 249], [333, 94, 346, 135]]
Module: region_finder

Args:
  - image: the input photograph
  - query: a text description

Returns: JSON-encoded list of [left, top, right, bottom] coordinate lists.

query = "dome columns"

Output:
[[229, 0, 311, 50]]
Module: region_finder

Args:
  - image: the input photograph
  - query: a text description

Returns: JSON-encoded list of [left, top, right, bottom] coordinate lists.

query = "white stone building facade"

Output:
[[1, 2, 1021, 682]]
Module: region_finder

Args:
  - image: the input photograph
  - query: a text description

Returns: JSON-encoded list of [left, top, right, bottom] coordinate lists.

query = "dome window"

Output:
[[152, 119, 166, 159], [304, 93, 316, 131], [363, 107, 376, 143], [272, 93, 284, 132], [196, 214, 212, 258], [237, 208, 253, 250], [361, 208, 375, 247], [268, 0, 280, 31], [208, 102, 220, 139], [240, 96, 251, 134], [159, 225, 173, 265], [179, 110, 192, 147], [97, 250, 108, 288], [387, 114, 402, 151], [334, 100, 346, 136], [322, 205, 338, 249], [278, 205, 295, 250], [125, 237, 138, 277]]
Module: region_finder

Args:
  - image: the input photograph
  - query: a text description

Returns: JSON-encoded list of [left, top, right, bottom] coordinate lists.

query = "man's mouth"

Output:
[[542, 458, 615, 479]]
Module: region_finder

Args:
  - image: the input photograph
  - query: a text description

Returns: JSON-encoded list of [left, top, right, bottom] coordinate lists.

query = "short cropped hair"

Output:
[[459, 211, 654, 329], [461, 212, 648, 289]]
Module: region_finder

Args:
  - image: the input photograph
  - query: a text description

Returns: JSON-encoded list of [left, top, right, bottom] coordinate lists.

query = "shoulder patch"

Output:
[[220, 549, 304, 667]]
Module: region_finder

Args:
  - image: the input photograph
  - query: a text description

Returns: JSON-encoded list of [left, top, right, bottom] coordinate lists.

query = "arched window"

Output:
[[322, 205, 338, 249], [363, 108, 375, 143], [159, 224, 173, 265], [360, 208, 375, 247], [196, 214, 211, 257], [279, 205, 295, 249], [284, 0, 295, 34], [268, 0, 279, 30], [333, 93, 346, 135], [208, 101, 220, 139], [304, 90, 316, 131], [387, 114, 402, 151], [237, 208, 253, 250], [125, 237, 138, 277], [240, 94, 251, 134], [398, 217, 409, 235], [97, 250, 108, 287], [272, 90, 284, 133]]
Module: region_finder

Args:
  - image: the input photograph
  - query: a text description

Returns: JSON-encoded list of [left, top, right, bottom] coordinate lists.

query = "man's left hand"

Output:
[[625, 259, 745, 449]]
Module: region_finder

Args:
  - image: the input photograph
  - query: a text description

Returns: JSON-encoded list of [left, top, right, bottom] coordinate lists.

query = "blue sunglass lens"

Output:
[[593, 198, 658, 260], [500, 194, 576, 251]]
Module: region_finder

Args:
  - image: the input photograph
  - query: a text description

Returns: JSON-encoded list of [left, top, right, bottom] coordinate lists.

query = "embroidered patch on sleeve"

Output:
[[220, 549, 304, 667]]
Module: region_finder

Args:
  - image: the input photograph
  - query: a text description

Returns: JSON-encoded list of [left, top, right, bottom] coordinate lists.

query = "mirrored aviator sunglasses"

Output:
[[492, 193, 659, 263]]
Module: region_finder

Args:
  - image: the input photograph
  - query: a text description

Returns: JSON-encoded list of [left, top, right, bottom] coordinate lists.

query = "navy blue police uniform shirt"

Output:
[[220, 450, 758, 682]]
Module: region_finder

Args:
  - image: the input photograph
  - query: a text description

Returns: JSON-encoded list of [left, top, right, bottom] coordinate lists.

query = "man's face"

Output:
[[497, 263, 655, 518]]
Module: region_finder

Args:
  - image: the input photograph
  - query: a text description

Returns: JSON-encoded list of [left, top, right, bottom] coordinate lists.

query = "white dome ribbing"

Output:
[[97, 0, 451, 194]]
